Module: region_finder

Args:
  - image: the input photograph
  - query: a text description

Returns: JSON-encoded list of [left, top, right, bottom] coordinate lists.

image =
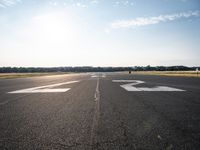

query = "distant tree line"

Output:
[[0, 66, 132, 73], [132, 65, 198, 71], [0, 66, 199, 73]]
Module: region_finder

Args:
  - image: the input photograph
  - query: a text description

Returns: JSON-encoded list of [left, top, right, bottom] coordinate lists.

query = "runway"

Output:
[[0, 73, 200, 149]]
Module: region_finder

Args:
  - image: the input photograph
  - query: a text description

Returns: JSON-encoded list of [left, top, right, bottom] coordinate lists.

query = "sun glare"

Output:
[[31, 11, 76, 44]]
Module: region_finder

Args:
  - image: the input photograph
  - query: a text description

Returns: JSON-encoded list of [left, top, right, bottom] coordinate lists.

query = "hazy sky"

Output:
[[0, 0, 200, 67]]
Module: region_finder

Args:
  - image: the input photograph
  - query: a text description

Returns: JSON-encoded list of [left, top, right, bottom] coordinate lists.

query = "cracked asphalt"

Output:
[[0, 73, 200, 150]]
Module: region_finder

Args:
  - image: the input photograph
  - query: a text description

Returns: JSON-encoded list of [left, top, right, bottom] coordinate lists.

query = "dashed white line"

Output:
[[90, 78, 100, 146], [91, 73, 106, 78]]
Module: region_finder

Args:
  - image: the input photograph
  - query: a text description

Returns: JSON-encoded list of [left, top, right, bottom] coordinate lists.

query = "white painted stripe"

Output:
[[8, 81, 79, 93], [90, 78, 100, 145], [9, 88, 71, 93], [138, 86, 185, 91], [120, 83, 141, 91], [91, 74, 106, 78], [113, 80, 142, 83], [101, 74, 106, 78], [91, 75, 98, 78], [113, 80, 185, 92]]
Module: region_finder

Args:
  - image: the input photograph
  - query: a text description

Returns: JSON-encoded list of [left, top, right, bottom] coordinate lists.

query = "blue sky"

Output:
[[0, 0, 199, 67]]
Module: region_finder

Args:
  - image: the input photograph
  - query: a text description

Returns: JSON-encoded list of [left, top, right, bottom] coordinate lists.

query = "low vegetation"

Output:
[[0, 72, 70, 79], [0, 66, 199, 78], [132, 71, 199, 77]]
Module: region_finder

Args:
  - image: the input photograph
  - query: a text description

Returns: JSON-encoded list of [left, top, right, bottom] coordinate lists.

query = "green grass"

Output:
[[0, 72, 73, 79]]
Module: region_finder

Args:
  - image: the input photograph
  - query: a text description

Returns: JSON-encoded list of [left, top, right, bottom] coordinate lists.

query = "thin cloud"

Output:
[[0, 0, 21, 8], [90, 0, 99, 5], [75, 2, 87, 8], [111, 10, 200, 29], [113, 0, 134, 7]]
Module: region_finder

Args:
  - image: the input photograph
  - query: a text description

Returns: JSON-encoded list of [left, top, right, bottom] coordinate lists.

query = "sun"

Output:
[[31, 11, 76, 43]]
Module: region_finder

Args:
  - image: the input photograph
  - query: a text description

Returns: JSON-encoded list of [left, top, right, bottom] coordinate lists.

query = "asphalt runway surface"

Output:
[[0, 73, 200, 150]]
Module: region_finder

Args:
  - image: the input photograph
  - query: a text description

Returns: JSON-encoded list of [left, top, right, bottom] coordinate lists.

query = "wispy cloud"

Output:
[[90, 0, 99, 5], [48, 0, 99, 8], [164, 0, 189, 2], [113, 0, 134, 7], [0, 0, 21, 8], [111, 10, 200, 29], [75, 2, 87, 8]]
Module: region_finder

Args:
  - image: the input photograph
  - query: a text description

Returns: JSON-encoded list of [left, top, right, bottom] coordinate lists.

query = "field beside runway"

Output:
[[132, 71, 199, 77], [0, 72, 74, 79]]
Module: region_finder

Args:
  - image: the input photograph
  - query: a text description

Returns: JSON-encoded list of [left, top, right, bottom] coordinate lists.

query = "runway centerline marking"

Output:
[[91, 73, 106, 78], [8, 80, 80, 94], [113, 80, 185, 91], [90, 78, 100, 146]]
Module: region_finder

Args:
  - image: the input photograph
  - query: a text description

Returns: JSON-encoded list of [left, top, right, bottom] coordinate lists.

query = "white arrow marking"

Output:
[[113, 80, 185, 91], [8, 81, 79, 93]]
